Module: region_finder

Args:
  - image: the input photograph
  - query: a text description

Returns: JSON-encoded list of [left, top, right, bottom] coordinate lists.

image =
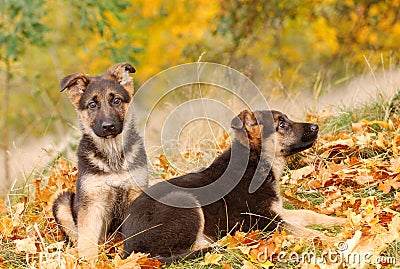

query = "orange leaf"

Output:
[[137, 256, 163, 269], [0, 198, 7, 214], [222, 263, 233, 269], [378, 179, 400, 194], [0, 217, 13, 237]]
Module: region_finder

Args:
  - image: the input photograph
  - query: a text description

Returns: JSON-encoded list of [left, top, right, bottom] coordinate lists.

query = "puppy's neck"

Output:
[[260, 134, 287, 179], [94, 134, 124, 170]]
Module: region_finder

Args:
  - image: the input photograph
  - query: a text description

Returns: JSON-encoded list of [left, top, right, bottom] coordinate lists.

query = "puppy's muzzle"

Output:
[[302, 124, 319, 143]]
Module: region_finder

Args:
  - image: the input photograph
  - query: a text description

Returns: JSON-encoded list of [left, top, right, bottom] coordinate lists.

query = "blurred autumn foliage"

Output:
[[1, 0, 400, 139]]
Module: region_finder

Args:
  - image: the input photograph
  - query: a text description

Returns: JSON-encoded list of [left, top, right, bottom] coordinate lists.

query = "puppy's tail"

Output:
[[52, 191, 78, 243], [155, 246, 214, 264]]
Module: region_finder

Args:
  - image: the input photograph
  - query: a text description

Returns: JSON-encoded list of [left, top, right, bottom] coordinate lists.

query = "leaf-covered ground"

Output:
[[1, 110, 400, 269]]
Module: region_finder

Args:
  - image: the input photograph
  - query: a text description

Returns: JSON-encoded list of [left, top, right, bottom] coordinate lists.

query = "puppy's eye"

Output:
[[278, 118, 286, 129], [113, 97, 122, 106], [88, 101, 97, 110]]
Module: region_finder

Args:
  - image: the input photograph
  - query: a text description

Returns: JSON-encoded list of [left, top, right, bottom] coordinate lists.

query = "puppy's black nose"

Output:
[[310, 124, 319, 132], [102, 122, 115, 132]]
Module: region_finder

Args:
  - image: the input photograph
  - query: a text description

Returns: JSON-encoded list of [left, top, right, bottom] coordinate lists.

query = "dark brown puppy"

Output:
[[52, 63, 148, 261], [121, 110, 345, 261]]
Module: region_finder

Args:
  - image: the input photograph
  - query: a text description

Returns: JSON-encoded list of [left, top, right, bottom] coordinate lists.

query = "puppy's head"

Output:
[[231, 110, 318, 157], [60, 63, 136, 139]]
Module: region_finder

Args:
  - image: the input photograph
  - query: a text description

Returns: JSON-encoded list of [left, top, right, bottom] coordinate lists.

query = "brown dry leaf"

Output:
[[291, 165, 314, 182], [327, 162, 347, 173], [305, 179, 323, 190], [320, 138, 355, 149], [283, 188, 315, 210]]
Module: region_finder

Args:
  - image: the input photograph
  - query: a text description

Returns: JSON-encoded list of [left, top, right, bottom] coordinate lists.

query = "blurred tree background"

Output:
[[1, 0, 400, 188]]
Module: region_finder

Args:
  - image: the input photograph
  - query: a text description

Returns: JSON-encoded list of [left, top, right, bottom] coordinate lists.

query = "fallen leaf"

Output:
[[352, 121, 368, 135], [241, 260, 258, 269], [137, 256, 163, 269], [364, 120, 393, 130], [204, 252, 223, 265], [222, 263, 233, 269], [291, 165, 314, 182], [0, 198, 7, 214], [15, 237, 37, 254], [378, 179, 400, 194], [114, 253, 144, 269], [0, 217, 13, 237], [320, 138, 355, 149], [218, 234, 241, 249], [390, 157, 400, 172]]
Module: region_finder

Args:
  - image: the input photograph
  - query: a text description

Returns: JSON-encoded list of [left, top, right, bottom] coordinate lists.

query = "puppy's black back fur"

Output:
[[122, 138, 282, 258]]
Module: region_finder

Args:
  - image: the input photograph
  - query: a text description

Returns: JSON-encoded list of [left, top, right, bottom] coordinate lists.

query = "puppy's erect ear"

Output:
[[231, 109, 257, 130], [60, 73, 89, 108], [231, 109, 262, 149], [107, 62, 136, 95]]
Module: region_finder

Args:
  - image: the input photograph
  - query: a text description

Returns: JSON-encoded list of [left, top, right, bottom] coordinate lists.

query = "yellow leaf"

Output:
[[204, 252, 223, 265], [365, 203, 374, 215], [0, 217, 13, 237], [247, 253, 274, 268], [218, 234, 240, 249], [292, 244, 302, 252], [364, 120, 393, 130], [367, 215, 380, 226]]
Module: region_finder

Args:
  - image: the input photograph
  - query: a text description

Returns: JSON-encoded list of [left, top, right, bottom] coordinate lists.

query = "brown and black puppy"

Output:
[[121, 110, 345, 261], [52, 63, 148, 261]]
